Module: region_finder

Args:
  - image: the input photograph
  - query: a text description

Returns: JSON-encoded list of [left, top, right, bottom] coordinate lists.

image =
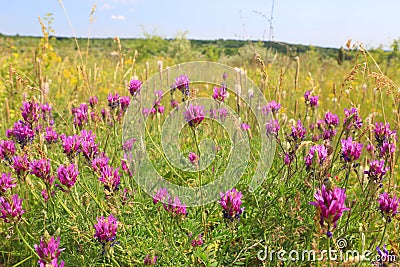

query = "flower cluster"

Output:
[[304, 145, 328, 169], [341, 136, 363, 162], [309, 185, 350, 237], [377, 192, 399, 222], [34, 236, 65, 267], [184, 104, 205, 128], [212, 86, 227, 102], [94, 214, 119, 249], [6, 120, 35, 148], [0, 140, 16, 162], [0, 172, 16, 193], [128, 79, 142, 96], [153, 188, 188, 217], [219, 188, 244, 221], [0, 194, 25, 223], [57, 164, 79, 190], [304, 90, 319, 108]]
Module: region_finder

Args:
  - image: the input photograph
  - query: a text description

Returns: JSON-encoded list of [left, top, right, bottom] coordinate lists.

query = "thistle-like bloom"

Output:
[[309, 96, 319, 107], [60, 134, 81, 159], [219, 188, 244, 221], [153, 188, 168, 204], [264, 100, 282, 114], [30, 158, 54, 185], [219, 108, 228, 121], [343, 107, 362, 130], [184, 104, 205, 127], [0, 140, 16, 161], [44, 127, 58, 144], [266, 119, 280, 136], [21, 100, 40, 125], [128, 79, 142, 96], [88, 95, 98, 108], [377, 192, 399, 222], [119, 96, 131, 113], [41, 103, 54, 125], [309, 185, 350, 236], [94, 214, 118, 246], [191, 233, 204, 247], [241, 123, 250, 131], [364, 159, 388, 184], [305, 145, 328, 169], [72, 103, 89, 127], [341, 136, 363, 162], [79, 130, 98, 160], [99, 166, 120, 194], [92, 156, 109, 173], [374, 122, 396, 145], [143, 254, 158, 265], [107, 93, 120, 110], [212, 86, 227, 102], [57, 164, 79, 189], [0, 173, 16, 193], [171, 99, 179, 108], [290, 119, 306, 141], [324, 111, 339, 127], [0, 194, 25, 223], [163, 196, 188, 217], [6, 120, 35, 148], [122, 138, 137, 152], [34, 236, 65, 267], [11, 154, 30, 178], [379, 141, 396, 157], [188, 152, 199, 163], [304, 90, 311, 102], [174, 74, 190, 95]]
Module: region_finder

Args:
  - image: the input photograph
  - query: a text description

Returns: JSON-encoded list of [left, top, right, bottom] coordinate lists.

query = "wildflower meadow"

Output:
[[0, 18, 399, 267]]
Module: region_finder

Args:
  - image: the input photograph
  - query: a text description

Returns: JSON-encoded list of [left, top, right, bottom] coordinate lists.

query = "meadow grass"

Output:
[[0, 20, 399, 267]]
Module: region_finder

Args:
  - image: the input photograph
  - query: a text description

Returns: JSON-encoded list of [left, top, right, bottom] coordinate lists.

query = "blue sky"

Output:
[[1, 0, 399, 48]]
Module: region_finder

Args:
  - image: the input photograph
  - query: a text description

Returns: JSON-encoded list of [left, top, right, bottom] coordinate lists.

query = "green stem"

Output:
[[191, 127, 205, 229], [15, 225, 39, 259], [379, 222, 387, 247]]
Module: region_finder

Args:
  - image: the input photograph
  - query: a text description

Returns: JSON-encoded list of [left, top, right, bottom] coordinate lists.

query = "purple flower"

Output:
[[91, 156, 109, 173], [241, 123, 250, 131], [72, 103, 89, 127], [341, 136, 363, 162], [309, 95, 319, 107], [0, 173, 16, 193], [34, 236, 65, 267], [89, 96, 98, 108], [188, 152, 199, 163], [0, 194, 25, 223], [153, 188, 169, 204], [264, 100, 282, 114], [157, 105, 165, 114], [174, 75, 190, 95], [305, 145, 328, 169], [41, 103, 54, 125], [79, 130, 98, 160], [374, 122, 396, 144], [219, 108, 228, 121], [212, 86, 227, 102], [171, 99, 179, 108], [119, 96, 131, 113], [128, 79, 142, 96], [99, 166, 120, 194], [163, 196, 188, 217], [364, 160, 388, 184], [11, 154, 30, 178], [379, 141, 396, 157], [219, 188, 244, 221], [324, 112, 339, 127], [143, 254, 157, 265], [60, 134, 80, 159], [44, 127, 58, 144], [122, 138, 137, 152], [191, 233, 204, 247], [94, 214, 118, 245], [6, 120, 35, 148], [30, 158, 54, 185], [266, 119, 280, 136], [284, 153, 292, 166], [375, 245, 395, 264], [290, 119, 306, 140], [107, 93, 120, 110], [121, 158, 132, 177], [344, 107, 362, 130], [304, 90, 311, 102], [377, 192, 399, 222], [183, 104, 205, 127], [21, 100, 40, 125], [0, 140, 16, 161], [309, 185, 350, 236], [57, 164, 79, 189]]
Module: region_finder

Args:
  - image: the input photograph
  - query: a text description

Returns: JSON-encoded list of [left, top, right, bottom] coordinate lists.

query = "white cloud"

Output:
[[111, 15, 126, 20], [100, 3, 113, 10]]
